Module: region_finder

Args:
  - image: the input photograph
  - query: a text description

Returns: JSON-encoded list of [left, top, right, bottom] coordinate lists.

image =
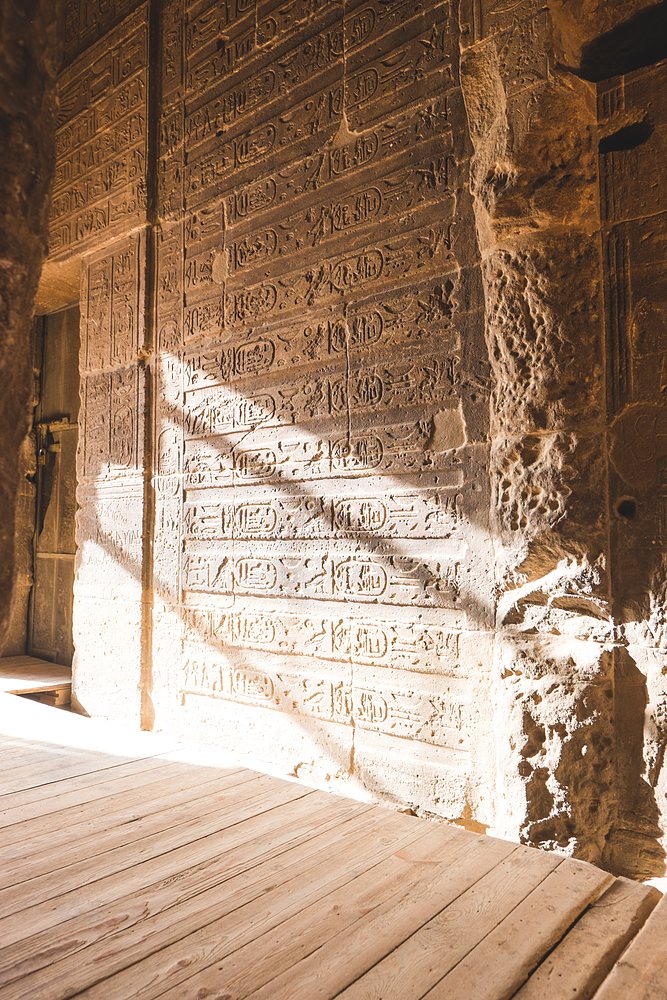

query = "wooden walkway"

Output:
[[0, 693, 665, 1000]]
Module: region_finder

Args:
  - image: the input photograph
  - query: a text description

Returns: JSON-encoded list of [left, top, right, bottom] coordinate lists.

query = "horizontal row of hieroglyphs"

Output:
[[458, 0, 546, 49], [49, 182, 147, 259], [172, 224, 456, 337], [181, 489, 463, 539], [185, 0, 335, 62], [180, 361, 458, 435], [157, 273, 458, 358], [181, 604, 461, 670], [58, 13, 147, 127], [184, 0, 451, 101], [171, 423, 466, 484], [221, 122, 457, 226], [181, 539, 464, 605], [180, 653, 468, 747]]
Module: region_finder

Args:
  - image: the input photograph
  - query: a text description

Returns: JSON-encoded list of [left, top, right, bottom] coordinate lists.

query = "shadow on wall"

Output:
[[578, 1, 667, 82]]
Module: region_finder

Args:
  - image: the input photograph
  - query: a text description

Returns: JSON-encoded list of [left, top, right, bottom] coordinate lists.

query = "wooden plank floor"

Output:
[[0, 694, 662, 1000], [0, 656, 71, 707]]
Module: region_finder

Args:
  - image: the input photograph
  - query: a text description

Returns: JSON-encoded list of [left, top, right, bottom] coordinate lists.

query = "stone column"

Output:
[[72, 229, 150, 724], [459, 0, 614, 864], [0, 0, 62, 651]]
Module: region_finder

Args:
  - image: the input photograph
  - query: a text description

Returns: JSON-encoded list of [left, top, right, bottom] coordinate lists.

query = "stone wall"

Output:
[[30, 0, 667, 877]]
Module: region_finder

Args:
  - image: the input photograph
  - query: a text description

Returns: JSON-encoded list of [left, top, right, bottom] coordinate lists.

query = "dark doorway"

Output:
[[28, 304, 80, 665]]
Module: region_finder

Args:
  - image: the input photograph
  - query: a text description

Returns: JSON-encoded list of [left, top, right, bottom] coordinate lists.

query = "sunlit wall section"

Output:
[[149, 0, 497, 822]]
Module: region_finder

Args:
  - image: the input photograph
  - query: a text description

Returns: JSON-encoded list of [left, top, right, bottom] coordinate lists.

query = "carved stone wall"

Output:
[[50, 4, 149, 260], [32, 0, 667, 875], [601, 60, 667, 878], [459, 0, 614, 867], [147, 0, 499, 821]]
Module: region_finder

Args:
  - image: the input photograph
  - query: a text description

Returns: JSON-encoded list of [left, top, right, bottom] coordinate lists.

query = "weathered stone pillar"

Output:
[[0, 0, 62, 652], [44, 5, 153, 722], [73, 229, 150, 724], [459, 0, 614, 864]]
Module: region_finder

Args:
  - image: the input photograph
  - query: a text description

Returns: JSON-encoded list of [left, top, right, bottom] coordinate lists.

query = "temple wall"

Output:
[[32, 0, 667, 876]]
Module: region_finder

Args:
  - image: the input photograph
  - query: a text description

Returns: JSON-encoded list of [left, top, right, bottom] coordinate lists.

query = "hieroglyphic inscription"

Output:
[[141, 0, 488, 766], [182, 489, 463, 539], [182, 357, 458, 435], [79, 365, 144, 480], [182, 423, 465, 487], [180, 649, 469, 747], [222, 154, 457, 277], [182, 605, 461, 672], [181, 11, 457, 210], [76, 481, 145, 599], [50, 6, 149, 257], [182, 538, 464, 606], [81, 231, 146, 372], [459, 0, 544, 45], [181, 275, 459, 377], [63, 0, 142, 65], [217, 218, 456, 333]]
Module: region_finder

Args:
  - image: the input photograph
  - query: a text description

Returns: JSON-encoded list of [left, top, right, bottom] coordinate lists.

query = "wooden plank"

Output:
[[154, 826, 507, 1000], [0, 765, 255, 858], [422, 857, 614, 1000], [0, 801, 390, 999], [0, 750, 154, 794], [593, 891, 667, 1000], [0, 656, 71, 693], [0, 760, 246, 843], [239, 838, 545, 1000], [0, 754, 200, 823], [6, 681, 70, 695], [326, 841, 565, 1000], [39, 808, 439, 1000], [513, 877, 661, 1000], [0, 791, 368, 961], [0, 776, 312, 919], [0, 746, 65, 769], [0, 770, 276, 891]]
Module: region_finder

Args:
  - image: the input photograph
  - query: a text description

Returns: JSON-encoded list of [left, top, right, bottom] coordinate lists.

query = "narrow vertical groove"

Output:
[[140, 0, 162, 730]]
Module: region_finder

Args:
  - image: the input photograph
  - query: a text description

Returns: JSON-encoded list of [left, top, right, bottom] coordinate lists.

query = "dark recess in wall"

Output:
[[599, 116, 654, 154], [579, 1, 667, 81]]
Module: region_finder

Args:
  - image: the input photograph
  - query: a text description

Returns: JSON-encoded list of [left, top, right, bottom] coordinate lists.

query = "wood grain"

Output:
[[593, 891, 667, 1000]]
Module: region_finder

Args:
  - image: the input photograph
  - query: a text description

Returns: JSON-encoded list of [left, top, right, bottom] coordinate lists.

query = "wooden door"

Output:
[[28, 305, 80, 665]]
